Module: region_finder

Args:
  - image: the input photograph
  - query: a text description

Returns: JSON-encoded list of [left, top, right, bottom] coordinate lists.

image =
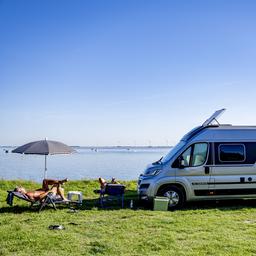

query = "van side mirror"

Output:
[[178, 156, 185, 169]]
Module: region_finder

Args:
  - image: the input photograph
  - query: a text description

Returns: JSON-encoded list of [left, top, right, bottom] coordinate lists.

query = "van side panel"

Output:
[[210, 142, 256, 197]]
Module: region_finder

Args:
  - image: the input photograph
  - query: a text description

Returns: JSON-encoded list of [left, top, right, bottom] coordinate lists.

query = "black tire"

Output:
[[157, 185, 185, 210]]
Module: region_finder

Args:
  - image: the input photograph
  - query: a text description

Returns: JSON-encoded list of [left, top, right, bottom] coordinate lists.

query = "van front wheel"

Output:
[[158, 185, 185, 210]]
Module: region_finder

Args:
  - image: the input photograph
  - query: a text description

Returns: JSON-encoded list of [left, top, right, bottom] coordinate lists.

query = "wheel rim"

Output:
[[164, 190, 179, 207]]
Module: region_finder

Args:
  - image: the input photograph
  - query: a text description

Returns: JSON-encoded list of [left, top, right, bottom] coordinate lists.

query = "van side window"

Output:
[[181, 147, 192, 167], [191, 143, 208, 167], [219, 144, 245, 162], [176, 143, 208, 168]]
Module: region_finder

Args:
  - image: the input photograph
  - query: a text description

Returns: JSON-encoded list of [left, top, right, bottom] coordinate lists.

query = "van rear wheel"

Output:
[[158, 185, 185, 210]]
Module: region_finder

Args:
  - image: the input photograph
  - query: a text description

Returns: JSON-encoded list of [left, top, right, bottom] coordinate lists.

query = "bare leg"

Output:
[[38, 190, 51, 201], [57, 187, 68, 201], [47, 185, 68, 201], [42, 179, 59, 190], [42, 179, 68, 191], [99, 177, 107, 190]]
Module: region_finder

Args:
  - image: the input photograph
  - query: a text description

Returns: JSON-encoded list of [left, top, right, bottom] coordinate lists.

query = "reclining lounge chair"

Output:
[[6, 190, 69, 212]]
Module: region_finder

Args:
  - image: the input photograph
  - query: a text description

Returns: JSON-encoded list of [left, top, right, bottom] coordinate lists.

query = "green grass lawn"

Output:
[[1, 180, 256, 255]]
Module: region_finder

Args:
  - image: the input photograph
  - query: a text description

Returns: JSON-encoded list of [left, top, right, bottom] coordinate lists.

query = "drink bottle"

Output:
[[130, 199, 133, 209]]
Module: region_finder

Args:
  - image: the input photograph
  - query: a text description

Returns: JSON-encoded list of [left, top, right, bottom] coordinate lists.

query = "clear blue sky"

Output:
[[1, 0, 256, 146]]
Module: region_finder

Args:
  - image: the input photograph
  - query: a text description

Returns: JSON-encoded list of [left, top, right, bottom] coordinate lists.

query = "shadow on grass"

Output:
[[0, 205, 37, 214], [182, 199, 256, 211], [0, 202, 76, 213], [0, 190, 140, 213], [2, 189, 256, 213], [81, 189, 139, 211], [77, 191, 256, 212]]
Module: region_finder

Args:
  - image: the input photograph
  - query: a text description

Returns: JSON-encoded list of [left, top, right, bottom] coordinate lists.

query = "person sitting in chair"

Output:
[[99, 177, 118, 192], [14, 178, 68, 202], [98, 177, 119, 192]]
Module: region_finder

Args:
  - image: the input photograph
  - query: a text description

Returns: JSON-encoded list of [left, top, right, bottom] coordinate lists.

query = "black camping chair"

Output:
[[99, 184, 126, 208]]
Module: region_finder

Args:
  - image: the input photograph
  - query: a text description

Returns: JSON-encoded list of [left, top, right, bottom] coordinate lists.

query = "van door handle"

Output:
[[205, 166, 210, 175]]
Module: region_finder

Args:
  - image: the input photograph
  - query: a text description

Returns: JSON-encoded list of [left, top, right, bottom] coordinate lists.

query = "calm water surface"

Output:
[[0, 147, 170, 182]]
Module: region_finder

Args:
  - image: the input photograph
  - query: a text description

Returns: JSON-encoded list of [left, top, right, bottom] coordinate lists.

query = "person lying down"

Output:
[[14, 178, 69, 202]]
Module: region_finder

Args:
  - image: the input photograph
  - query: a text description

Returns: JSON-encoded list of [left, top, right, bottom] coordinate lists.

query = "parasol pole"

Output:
[[44, 137, 48, 179], [44, 154, 47, 179]]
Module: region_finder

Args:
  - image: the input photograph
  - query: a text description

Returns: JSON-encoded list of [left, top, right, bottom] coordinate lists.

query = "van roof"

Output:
[[186, 125, 256, 143], [212, 125, 256, 130], [182, 109, 256, 142]]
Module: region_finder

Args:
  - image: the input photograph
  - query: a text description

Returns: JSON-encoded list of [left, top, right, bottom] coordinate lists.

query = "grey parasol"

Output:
[[12, 139, 76, 178]]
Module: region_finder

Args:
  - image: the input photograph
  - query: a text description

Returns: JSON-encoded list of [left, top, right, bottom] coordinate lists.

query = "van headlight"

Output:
[[144, 169, 161, 176]]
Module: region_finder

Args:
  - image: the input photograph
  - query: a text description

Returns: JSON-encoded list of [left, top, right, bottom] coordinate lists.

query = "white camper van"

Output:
[[138, 109, 256, 209]]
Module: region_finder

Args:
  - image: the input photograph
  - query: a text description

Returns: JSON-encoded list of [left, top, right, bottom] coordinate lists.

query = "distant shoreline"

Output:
[[1, 145, 172, 149]]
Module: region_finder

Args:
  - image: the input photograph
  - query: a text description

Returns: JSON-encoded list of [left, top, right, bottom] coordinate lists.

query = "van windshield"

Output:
[[162, 141, 186, 164]]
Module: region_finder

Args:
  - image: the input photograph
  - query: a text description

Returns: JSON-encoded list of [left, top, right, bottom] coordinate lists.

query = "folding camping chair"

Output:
[[99, 184, 126, 208]]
